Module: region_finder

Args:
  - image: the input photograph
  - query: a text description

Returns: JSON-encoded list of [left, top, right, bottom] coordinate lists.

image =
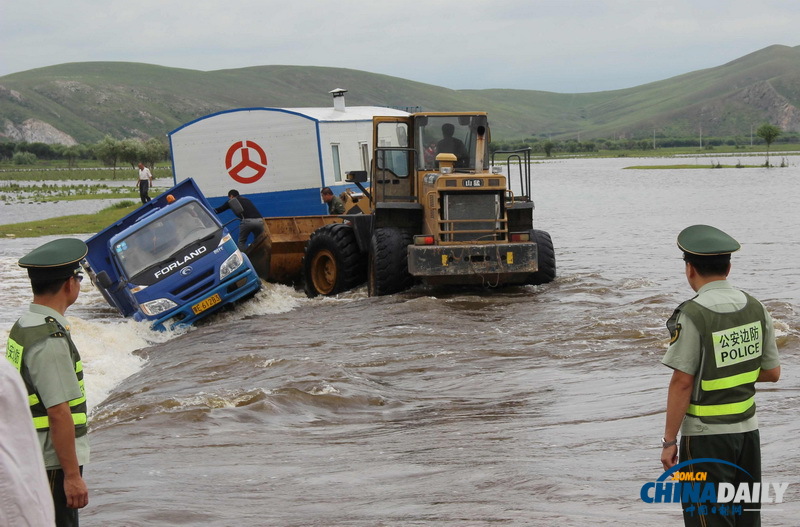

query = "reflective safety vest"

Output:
[[5, 316, 88, 436], [667, 293, 766, 424]]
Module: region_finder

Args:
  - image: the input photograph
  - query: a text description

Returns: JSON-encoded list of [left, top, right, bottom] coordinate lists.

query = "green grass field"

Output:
[[0, 202, 140, 238], [0, 165, 172, 181]]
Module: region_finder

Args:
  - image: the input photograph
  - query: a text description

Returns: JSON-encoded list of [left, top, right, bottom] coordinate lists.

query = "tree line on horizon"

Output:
[[0, 125, 789, 167], [0, 136, 170, 173], [492, 124, 790, 157]]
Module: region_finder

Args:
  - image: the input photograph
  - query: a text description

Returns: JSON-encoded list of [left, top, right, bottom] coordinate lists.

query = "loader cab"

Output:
[[371, 113, 491, 205], [373, 117, 414, 203], [415, 114, 490, 172]]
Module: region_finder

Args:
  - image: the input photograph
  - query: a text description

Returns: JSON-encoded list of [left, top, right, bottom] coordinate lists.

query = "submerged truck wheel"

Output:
[[528, 229, 556, 285], [303, 223, 365, 297], [368, 227, 414, 296]]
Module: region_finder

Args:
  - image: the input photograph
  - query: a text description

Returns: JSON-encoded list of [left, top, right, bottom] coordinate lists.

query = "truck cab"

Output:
[[84, 179, 261, 331]]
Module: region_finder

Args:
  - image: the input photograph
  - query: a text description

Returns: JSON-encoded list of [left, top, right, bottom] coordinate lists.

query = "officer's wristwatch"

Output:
[[661, 437, 678, 448]]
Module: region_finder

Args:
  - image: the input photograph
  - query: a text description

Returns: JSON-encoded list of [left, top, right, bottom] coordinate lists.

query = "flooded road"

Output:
[[1, 157, 798, 525]]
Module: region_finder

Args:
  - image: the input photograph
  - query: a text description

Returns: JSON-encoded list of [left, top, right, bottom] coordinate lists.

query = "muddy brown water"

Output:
[[1, 157, 798, 525]]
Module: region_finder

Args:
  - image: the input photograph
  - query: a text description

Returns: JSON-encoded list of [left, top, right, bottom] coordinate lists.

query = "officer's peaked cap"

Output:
[[19, 238, 88, 281], [677, 224, 740, 256]]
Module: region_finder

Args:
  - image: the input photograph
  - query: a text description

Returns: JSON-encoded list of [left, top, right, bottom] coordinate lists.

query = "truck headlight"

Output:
[[220, 250, 244, 280], [141, 298, 178, 316]]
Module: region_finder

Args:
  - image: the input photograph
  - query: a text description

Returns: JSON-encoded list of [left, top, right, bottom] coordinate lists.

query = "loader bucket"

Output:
[[245, 216, 345, 283]]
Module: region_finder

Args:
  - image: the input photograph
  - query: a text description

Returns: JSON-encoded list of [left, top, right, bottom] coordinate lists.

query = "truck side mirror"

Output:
[[97, 270, 128, 292], [96, 270, 113, 289]]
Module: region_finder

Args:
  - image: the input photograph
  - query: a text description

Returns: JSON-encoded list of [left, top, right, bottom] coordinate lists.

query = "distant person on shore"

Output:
[[321, 187, 344, 215], [214, 189, 265, 250], [137, 162, 153, 204], [6, 238, 92, 527]]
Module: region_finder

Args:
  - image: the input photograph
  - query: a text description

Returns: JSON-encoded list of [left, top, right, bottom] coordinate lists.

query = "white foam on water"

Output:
[[0, 316, 153, 412], [308, 382, 340, 396], [207, 281, 308, 323], [68, 317, 151, 411], [0, 238, 315, 411]]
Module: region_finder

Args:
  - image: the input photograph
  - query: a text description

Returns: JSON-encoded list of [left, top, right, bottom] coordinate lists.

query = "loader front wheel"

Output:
[[368, 227, 414, 296], [527, 229, 556, 285], [307, 247, 338, 295], [303, 223, 365, 297]]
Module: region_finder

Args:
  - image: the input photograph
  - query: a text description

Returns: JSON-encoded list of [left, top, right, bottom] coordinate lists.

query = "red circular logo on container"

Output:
[[225, 140, 268, 184]]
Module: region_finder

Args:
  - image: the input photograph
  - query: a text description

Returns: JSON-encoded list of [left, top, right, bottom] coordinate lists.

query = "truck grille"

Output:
[[440, 193, 505, 242], [170, 268, 215, 300]]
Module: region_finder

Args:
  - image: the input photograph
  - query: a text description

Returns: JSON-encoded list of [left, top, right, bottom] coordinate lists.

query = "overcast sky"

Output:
[[2, 0, 798, 93]]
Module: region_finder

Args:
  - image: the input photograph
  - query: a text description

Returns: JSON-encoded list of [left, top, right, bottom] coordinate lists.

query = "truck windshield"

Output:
[[114, 201, 220, 278], [416, 115, 489, 171]]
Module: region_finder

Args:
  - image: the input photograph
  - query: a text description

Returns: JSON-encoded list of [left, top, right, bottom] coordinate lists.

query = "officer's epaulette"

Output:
[[44, 316, 67, 338]]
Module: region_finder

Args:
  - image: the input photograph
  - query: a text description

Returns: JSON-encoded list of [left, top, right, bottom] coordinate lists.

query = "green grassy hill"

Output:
[[1, 44, 798, 143]]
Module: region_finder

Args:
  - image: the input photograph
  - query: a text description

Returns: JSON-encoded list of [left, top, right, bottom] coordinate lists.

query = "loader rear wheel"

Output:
[[368, 227, 414, 296], [303, 223, 365, 297], [527, 229, 556, 285]]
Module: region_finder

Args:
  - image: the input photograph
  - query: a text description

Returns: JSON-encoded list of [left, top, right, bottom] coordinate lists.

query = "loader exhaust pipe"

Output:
[[475, 125, 487, 169]]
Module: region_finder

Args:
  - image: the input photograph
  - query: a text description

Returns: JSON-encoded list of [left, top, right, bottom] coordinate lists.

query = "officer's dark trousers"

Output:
[[679, 430, 761, 527], [48, 467, 83, 527]]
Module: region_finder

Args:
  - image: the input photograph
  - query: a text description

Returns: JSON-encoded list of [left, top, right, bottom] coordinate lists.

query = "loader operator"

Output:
[[436, 123, 468, 167], [214, 189, 265, 250]]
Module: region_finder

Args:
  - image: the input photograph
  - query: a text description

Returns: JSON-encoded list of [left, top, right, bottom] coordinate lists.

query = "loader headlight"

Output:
[[220, 250, 244, 280]]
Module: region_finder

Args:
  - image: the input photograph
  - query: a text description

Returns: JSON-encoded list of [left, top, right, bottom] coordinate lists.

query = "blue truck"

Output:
[[83, 178, 262, 331]]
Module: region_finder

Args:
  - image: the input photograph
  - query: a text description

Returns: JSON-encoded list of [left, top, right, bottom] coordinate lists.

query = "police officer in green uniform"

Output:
[[6, 238, 90, 527], [661, 225, 780, 527], [321, 187, 345, 215]]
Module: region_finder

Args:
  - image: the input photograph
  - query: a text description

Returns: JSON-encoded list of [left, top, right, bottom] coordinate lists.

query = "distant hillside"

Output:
[[1, 44, 799, 144]]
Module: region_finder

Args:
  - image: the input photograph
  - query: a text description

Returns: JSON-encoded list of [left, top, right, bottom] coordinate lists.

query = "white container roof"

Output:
[[281, 106, 410, 122]]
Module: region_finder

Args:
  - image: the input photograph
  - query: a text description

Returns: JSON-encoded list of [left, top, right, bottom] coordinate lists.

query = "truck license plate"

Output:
[[192, 293, 221, 315]]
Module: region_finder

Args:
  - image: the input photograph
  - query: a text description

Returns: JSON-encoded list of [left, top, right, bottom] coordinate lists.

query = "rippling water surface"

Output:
[[1, 158, 798, 526]]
